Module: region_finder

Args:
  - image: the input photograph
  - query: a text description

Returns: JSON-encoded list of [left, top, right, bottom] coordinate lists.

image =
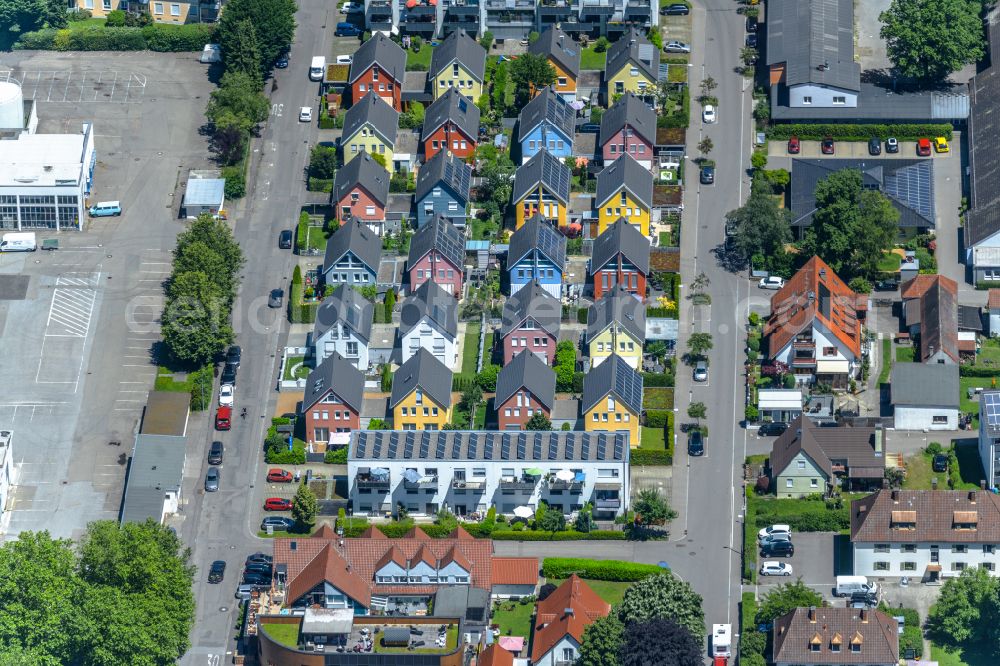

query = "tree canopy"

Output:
[[927, 566, 1000, 651], [216, 0, 296, 71], [577, 612, 624, 666], [221, 18, 265, 83], [292, 483, 319, 532], [617, 572, 705, 638], [756, 580, 824, 625], [880, 0, 985, 82], [632, 488, 677, 527], [621, 618, 703, 666], [0, 0, 65, 47], [510, 53, 557, 108], [525, 411, 553, 431], [726, 175, 792, 266]]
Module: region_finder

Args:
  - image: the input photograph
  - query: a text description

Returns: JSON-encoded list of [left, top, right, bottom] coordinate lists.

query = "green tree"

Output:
[[617, 572, 705, 638], [436, 508, 459, 533], [174, 215, 245, 289], [309, 145, 338, 180], [491, 61, 509, 113], [162, 276, 232, 367], [927, 566, 1000, 649], [687, 402, 706, 421], [756, 580, 824, 625], [578, 613, 624, 666], [476, 363, 500, 392], [525, 411, 553, 431], [0, 0, 66, 47], [726, 176, 792, 264], [537, 509, 566, 532], [511, 52, 557, 107], [880, 0, 984, 82], [291, 483, 319, 532], [632, 488, 677, 527], [216, 0, 296, 70], [461, 384, 483, 411], [686, 332, 713, 359], [370, 152, 388, 169], [697, 137, 713, 155], [593, 36, 610, 53], [621, 618, 702, 666], [222, 18, 264, 83], [479, 31, 494, 51], [206, 71, 270, 131], [105, 9, 125, 26]]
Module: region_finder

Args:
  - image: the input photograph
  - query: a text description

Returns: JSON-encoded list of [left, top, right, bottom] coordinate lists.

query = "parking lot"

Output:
[[0, 49, 218, 540]]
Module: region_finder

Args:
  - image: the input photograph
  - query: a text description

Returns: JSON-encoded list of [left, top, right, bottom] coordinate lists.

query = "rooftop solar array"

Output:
[[351, 431, 630, 462], [984, 392, 1000, 431], [884, 161, 934, 221]]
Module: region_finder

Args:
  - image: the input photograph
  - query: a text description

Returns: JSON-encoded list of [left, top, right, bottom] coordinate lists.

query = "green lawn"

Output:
[[154, 367, 192, 392], [297, 217, 328, 252], [877, 338, 892, 384], [895, 347, 915, 362], [643, 387, 674, 410], [641, 428, 665, 450], [954, 443, 986, 489], [876, 252, 902, 273], [261, 621, 300, 649], [580, 46, 607, 70], [492, 600, 534, 639], [462, 322, 481, 374], [481, 331, 496, 367], [960, 376, 999, 418], [406, 45, 435, 70], [283, 356, 309, 381], [931, 643, 996, 666], [902, 451, 942, 490], [549, 578, 631, 605], [976, 338, 1000, 365], [470, 216, 499, 241]]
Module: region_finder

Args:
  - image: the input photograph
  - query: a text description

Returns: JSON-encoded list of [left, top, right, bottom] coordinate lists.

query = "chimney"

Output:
[[891, 490, 899, 502], [970, 491, 977, 503], [808, 607, 816, 623], [982, 480, 988, 490], [860, 608, 868, 623]]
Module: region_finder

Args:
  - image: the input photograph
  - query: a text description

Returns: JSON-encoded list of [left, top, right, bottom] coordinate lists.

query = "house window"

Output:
[[932, 415, 948, 424], [952, 562, 967, 572], [453, 64, 460, 77], [170, 3, 180, 15], [373, 69, 379, 81], [630, 67, 639, 77], [953, 545, 969, 553], [153, 1, 162, 11], [874, 561, 890, 571], [810, 643, 820, 652], [901, 561, 917, 571], [802, 96, 812, 104], [365, 206, 375, 216], [874, 544, 890, 553], [785, 478, 794, 488], [448, 201, 458, 211], [797, 460, 806, 469], [610, 144, 617, 154], [902, 544, 917, 553], [833, 96, 846, 104], [822, 346, 837, 357], [346, 342, 358, 357], [984, 562, 996, 571], [558, 77, 567, 87], [102, 0, 111, 8], [985, 545, 996, 554], [810, 478, 818, 488]]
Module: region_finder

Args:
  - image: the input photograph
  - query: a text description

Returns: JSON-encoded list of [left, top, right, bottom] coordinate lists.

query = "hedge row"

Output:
[[642, 371, 675, 388], [766, 123, 953, 142], [751, 496, 851, 532], [492, 530, 625, 541], [15, 23, 214, 52], [338, 522, 622, 540], [959, 364, 1000, 377], [631, 449, 673, 466], [542, 557, 664, 581]]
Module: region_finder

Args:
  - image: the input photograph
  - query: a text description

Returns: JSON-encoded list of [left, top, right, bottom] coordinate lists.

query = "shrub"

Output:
[[642, 372, 675, 388], [222, 165, 247, 200], [631, 449, 673, 466], [67, 9, 92, 20], [767, 123, 953, 142], [324, 447, 348, 464], [542, 557, 663, 581], [492, 530, 624, 541], [594, 36, 610, 52], [645, 410, 670, 428], [105, 10, 126, 27], [16, 23, 213, 52]]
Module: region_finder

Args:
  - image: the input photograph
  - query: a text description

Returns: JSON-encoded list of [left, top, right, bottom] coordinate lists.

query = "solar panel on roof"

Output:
[[451, 435, 461, 458], [548, 434, 558, 460], [614, 360, 643, 411], [436, 436, 446, 459], [372, 434, 383, 458], [564, 435, 574, 460], [484, 434, 494, 459], [357, 433, 368, 458], [388, 433, 399, 458], [597, 434, 607, 459], [986, 393, 1000, 427], [501, 438, 510, 460], [581, 437, 590, 459], [404, 433, 414, 459], [532, 434, 542, 459], [541, 151, 571, 197], [469, 434, 478, 459], [419, 432, 430, 458], [517, 433, 526, 460], [614, 434, 625, 460], [536, 220, 564, 265], [884, 161, 934, 221]]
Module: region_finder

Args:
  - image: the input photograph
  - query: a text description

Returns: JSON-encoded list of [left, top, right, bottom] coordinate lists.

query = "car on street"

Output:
[[700, 165, 715, 185], [205, 467, 220, 492], [339, 1, 363, 12], [787, 136, 800, 154], [702, 104, 716, 123], [215, 406, 231, 431], [760, 540, 795, 558], [579, 123, 600, 133], [219, 383, 235, 407], [934, 136, 949, 153], [275, 55, 289, 69], [758, 422, 788, 437], [267, 469, 294, 483], [746, 16, 758, 32], [932, 453, 949, 472], [247, 552, 272, 564], [264, 498, 293, 511], [745, 33, 757, 48], [688, 430, 705, 457], [661, 3, 689, 14], [299, 106, 313, 123], [874, 279, 899, 291], [868, 137, 881, 155], [664, 40, 691, 53], [758, 276, 785, 290], [279, 229, 293, 249], [221, 362, 237, 386], [208, 440, 224, 465], [334, 22, 361, 37], [886, 137, 899, 153], [261, 516, 296, 531], [226, 345, 242, 368], [917, 138, 932, 156], [242, 572, 272, 586], [269, 288, 284, 308], [759, 561, 793, 576], [693, 361, 708, 382], [821, 137, 835, 154], [244, 562, 273, 575], [208, 560, 226, 583], [758, 524, 791, 541], [760, 534, 792, 550]]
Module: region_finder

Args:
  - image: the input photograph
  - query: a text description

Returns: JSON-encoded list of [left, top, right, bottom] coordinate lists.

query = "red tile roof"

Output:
[[531, 575, 611, 662], [285, 543, 372, 608], [478, 644, 514, 666], [851, 490, 1000, 543], [989, 289, 1000, 310], [764, 256, 861, 358], [900, 274, 939, 300], [492, 557, 540, 585]]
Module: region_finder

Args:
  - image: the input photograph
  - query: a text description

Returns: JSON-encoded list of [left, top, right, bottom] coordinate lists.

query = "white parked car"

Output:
[[335, 54, 353, 64], [758, 276, 785, 290], [340, 2, 363, 12], [702, 104, 716, 124], [299, 106, 313, 123], [758, 524, 791, 541], [760, 561, 793, 576], [219, 384, 235, 407], [664, 40, 691, 53]]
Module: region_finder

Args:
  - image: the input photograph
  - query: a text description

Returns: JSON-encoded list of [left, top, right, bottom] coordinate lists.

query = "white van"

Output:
[[310, 56, 326, 81], [835, 575, 878, 597], [0, 232, 36, 252]]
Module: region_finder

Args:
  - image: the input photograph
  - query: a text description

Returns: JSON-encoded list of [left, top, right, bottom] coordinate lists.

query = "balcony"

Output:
[[792, 339, 815, 350], [499, 475, 539, 491], [486, 0, 535, 8], [356, 469, 391, 490], [367, 1, 393, 27], [403, 472, 439, 490], [546, 472, 585, 491], [452, 477, 487, 492]]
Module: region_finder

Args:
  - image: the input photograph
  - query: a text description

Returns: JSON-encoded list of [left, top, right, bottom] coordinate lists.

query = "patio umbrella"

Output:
[[555, 469, 575, 482], [524, 467, 544, 476], [372, 467, 390, 476], [569, 100, 586, 110], [403, 469, 421, 483], [513, 506, 534, 519]]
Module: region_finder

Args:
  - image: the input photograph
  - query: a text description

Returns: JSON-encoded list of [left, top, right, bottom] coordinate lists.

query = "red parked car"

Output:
[[820, 137, 835, 155], [215, 406, 231, 431], [264, 498, 293, 511], [787, 136, 800, 154], [917, 138, 932, 156], [266, 469, 293, 483]]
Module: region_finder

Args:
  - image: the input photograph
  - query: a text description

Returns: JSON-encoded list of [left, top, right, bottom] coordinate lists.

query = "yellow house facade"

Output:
[[550, 59, 577, 98], [583, 394, 641, 446], [588, 327, 643, 369], [598, 189, 649, 237], [392, 388, 452, 431], [433, 66, 483, 103], [581, 353, 643, 448], [512, 150, 571, 231], [607, 63, 656, 99], [79, 0, 195, 22], [343, 125, 394, 169], [515, 189, 567, 230], [596, 154, 653, 238]]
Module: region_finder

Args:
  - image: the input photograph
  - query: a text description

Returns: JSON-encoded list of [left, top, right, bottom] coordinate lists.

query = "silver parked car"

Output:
[[663, 40, 691, 53], [205, 467, 220, 492], [693, 361, 708, 382]]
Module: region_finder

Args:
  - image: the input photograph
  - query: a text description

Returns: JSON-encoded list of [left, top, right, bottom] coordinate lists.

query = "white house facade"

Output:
[[401, 315, 458, 370], [348, 430, 630, 519], [315, 322, 370, 370], [772, 318, 857, 385], [787, 83, 858, 108], [534, 636, 581, 666]]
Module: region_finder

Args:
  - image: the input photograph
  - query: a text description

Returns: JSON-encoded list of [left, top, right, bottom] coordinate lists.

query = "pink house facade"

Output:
[[335, 186, 385, 226], [601, 129, 654, 171], [501, 328, 557, 365], [497, 391, 550, 430], [408, 251, 463, 296]]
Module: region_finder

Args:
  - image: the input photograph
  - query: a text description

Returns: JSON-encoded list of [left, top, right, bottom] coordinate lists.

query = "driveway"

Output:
[[755, 532, 839, 597]]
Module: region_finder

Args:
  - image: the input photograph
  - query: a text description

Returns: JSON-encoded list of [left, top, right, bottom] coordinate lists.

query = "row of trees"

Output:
[[0, 0, 65, 47], [0, 521, 195, 665], [162, 215, 244, 367]]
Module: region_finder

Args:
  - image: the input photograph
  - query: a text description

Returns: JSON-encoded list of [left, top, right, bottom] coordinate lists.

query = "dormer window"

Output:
[[809, 633, 822, 652], [890, 510, 917, 530]]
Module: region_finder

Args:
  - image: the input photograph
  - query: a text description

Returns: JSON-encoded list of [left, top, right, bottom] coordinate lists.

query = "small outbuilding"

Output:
[[182, 171, 225, 219]]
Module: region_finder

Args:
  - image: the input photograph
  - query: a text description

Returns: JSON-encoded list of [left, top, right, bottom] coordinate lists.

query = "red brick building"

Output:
[[421, 88, 480, 160], [499, 281, 561, 365], [332, 152, 390, 228], [495, 350, 556, 430], [347, 32, 406, 111], [590, 218, 651, 299], [303, 353, 363, 448]]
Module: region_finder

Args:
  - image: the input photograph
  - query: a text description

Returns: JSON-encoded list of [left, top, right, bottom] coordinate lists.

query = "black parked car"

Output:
[[758, 422, 788, 437], [208, 560, 226, 584], [745, 33, 757, 48], [868, 137, 882, 155], [208, 441, 224, 465], [226, 345, 242, 368], [279, 229, 293, 249], [661, 3, 689, 14], [746, 16, 758, 32], [221, 362, 237, 386], [761, 540, 795, 557], [688, 430, 705, 456], [874, 279, 899, 291], [932, 454, 949, 472]]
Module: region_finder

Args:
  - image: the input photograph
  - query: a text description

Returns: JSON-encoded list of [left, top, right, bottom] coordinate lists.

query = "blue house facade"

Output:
[[517, 86, 576, 165], [414, 150, 472, 229], [506, 213, 567, 298], [322, 221, 382, 288]]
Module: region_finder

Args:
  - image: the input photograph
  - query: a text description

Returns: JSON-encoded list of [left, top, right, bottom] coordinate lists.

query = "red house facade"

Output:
[[502, 327, 557, 365], [332, 152, 389, 226], [600, 128, 654, 168], [303, 353, 363, 448], [348, 33, 406, 111], [590, 218, 650, 300], [421, 89, 480, 161], [499, 281, 561, 365], [497, 391, 549, 430], [495, 350, 555, 430], [423, 124, 477, 161]]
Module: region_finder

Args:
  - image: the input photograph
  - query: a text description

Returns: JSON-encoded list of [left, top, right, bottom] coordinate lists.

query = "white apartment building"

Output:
[[348, 430, 630, 519], [851, 489, 1000, 583], [979, 391, 1000, 490]]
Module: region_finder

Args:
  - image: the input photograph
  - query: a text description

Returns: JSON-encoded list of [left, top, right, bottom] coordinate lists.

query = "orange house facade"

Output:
[[422, 123, 476, 161]]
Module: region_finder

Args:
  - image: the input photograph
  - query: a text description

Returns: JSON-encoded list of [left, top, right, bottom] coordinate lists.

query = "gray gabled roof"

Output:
[[314, 284, 374, 343], [421, 87, 480, 143], [332, 151, 391, 210], [415, 149, 472, 203], [343, 91, 399, 147], [765, 0, 860, 92], [304, 352, 365, 412], [121, 434, 186, 524], [529, 27, 580, 79], [507, 213, 567, 272], [400, 280, 458, 338], [389, 347, 453, 409], [599, 92, 657, 148], [512, 149, 571, 205], [495, 349, 556, 411], [586, 284, 646, 342], [589, 217, 650, 275], [581, 354, 643, 414], [323, 219, 383, 276], [890, 362, 959, 408], [596, 153, 653, 210], [500, 280, 562, 338], [407, 214, 465, 271], [517, 86, 576, 144], [429, 29, 486, 82], [605, 27, 659, 83], [348, 32, 407, 85]]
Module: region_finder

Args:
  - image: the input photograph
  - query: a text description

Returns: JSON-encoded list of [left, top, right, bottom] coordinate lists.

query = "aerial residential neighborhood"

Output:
[[2, 0, 1000, 664]]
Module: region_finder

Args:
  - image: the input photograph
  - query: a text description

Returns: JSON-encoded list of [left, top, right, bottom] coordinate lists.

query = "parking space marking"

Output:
[[0, 70, 147, 104], [45, 274, 99, 338]]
